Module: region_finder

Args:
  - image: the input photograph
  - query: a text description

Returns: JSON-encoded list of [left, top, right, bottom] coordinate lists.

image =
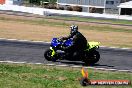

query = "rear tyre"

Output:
[[44, 49, 52, 61], [84, 50, 100, 65]]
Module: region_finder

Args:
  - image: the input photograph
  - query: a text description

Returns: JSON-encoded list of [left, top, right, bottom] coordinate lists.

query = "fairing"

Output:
[[88, 42, 100, 50]]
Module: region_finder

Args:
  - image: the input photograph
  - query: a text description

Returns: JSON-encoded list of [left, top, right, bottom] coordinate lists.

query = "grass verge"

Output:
[[0, 63, 131, 88], [0, 16, 132, 33], [48, 16, 132, 25]]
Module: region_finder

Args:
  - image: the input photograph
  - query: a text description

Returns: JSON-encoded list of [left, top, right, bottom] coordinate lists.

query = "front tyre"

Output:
[[44, 49, 52, 61], [84, 50, 100, 65]]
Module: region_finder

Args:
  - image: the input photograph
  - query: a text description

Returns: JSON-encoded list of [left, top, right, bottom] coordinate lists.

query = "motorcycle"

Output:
[[44, 38, 100, 65]]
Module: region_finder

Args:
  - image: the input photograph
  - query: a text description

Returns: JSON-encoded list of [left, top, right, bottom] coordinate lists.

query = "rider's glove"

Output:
[[58, 38, 63, 42]]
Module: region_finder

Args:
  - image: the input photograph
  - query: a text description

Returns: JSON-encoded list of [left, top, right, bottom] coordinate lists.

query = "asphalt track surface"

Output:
[[0, 39, 132, 71]]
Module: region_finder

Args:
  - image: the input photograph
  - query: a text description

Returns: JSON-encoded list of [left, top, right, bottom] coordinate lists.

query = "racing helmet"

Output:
[[70, 25, 78, 34]]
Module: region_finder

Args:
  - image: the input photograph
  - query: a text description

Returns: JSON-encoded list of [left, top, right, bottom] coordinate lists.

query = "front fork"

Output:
[[50, 47, 66, 60], [50, 47, 56, 57]]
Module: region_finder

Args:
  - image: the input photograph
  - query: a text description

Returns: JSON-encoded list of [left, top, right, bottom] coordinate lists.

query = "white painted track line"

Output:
[[0, 60, 132, 73]]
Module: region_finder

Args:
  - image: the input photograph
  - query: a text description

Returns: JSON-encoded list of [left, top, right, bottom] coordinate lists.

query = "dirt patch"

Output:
[[0, 20, 132, 48], [0, 21, 68, 41]]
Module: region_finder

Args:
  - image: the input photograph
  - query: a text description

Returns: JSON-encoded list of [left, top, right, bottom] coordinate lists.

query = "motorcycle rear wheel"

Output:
[[84, 50, 100, 65]]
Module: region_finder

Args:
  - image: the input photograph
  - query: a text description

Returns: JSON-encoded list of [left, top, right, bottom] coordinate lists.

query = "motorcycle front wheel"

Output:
[[44, 49, 52, 61]]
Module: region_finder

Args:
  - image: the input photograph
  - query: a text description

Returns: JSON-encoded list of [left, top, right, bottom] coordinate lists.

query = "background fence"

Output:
[[0, 4, 132, 20]]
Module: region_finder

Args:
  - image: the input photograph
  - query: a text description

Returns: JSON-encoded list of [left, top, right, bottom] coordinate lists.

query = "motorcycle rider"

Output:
[[60, 25, 88, 58]]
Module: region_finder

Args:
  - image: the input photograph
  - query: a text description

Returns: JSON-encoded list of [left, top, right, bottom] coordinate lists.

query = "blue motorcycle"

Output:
[[44, 38, 100, 65]]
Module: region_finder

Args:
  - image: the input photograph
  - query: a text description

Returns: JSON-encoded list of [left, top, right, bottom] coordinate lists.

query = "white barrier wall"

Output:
[[5, 0, 23, 5], [5, 0, 13, 5], [0, 5, 44, 15], [0, 4, 132, 20]]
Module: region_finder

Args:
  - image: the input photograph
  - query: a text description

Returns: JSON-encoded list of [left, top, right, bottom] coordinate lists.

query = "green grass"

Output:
[[0, 16, 68, 27], [79, 24, 132, 33], [48, 16, 132, 25], [0, 63, 131, 88]]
